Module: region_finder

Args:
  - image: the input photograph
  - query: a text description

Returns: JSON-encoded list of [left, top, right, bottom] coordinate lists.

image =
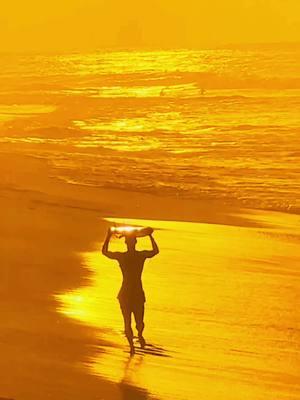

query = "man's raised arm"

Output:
[[143, 234, 159, 258], [102, 229, 121, 260]]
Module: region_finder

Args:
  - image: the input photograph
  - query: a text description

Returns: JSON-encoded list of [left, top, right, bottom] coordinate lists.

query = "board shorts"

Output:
[[117, 289, 146, 309]]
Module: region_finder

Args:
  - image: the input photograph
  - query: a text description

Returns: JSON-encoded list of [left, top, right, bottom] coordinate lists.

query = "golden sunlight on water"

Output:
[[63, 83, 199, 99], [41, 49, 299, 79], [0, 104, 56, 123], [56, 214, 300, 400], [1, 49, 299, 213], [54, 50, 218, 76]]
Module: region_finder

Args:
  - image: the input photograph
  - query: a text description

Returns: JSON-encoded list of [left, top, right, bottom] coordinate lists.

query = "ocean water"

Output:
[[0, 49, 299, 212], [57, 214, 300, 400]]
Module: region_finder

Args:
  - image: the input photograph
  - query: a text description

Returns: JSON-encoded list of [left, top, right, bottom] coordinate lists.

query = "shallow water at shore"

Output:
[[57, 212, 300, 400]]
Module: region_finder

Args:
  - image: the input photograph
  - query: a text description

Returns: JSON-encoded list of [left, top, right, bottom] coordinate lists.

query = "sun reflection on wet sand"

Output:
[[56, 215, 300, 400]]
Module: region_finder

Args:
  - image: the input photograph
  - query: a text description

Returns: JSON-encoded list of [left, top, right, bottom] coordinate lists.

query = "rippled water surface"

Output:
[[0, 49, 299, 211]]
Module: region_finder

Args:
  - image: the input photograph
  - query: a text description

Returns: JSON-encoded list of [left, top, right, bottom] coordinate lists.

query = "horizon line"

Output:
[[1, 41, 300, 56]]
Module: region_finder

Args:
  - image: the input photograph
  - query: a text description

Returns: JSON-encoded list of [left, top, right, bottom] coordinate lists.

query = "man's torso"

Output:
[[117, 251, 147, 304]]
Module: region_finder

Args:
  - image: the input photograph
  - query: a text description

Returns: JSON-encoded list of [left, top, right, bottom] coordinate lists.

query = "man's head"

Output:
[[125, 235, 137, 251]]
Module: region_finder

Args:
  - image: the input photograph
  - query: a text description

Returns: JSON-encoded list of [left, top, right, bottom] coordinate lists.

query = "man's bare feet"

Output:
[[130, 343, 135, 356], [138, 335, 146, 349]]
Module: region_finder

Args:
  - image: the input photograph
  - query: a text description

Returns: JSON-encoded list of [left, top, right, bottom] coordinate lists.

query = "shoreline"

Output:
[[1, 149, 299, 399], [1, 150, 291, 228], [0, 187, 121, 399], [56, 215, 300, 400]]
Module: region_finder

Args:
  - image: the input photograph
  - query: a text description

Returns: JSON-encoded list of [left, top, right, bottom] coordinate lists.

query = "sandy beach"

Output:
[[0, 150, 235, 400], [1, 0, 300, 397], [1, 150, 299, 400], [0, 153, 120, 399]]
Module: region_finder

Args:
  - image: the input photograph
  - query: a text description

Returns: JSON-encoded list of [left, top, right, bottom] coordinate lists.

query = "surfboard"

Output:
[[110, 226, 153, 238]]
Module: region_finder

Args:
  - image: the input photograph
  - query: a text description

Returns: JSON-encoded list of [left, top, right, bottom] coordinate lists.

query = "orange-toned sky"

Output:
[[1, 0, 300, 52]]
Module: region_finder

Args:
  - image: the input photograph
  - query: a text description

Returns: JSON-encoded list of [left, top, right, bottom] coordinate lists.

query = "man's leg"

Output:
[[133, 302, 146, 348], [120, 302, 134, 354]]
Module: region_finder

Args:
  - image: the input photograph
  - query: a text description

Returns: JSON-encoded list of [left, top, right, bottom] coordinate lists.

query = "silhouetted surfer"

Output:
[[102, 228, 159, 355]]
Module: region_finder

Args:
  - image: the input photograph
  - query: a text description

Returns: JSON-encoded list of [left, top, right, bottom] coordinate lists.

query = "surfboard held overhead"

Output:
[[110, 226, 154, 238]]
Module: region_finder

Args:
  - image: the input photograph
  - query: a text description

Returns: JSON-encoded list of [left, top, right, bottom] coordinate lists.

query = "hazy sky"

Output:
[[1, 0, 299, 52]]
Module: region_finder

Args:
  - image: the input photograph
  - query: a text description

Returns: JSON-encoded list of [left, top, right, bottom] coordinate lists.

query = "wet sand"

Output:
[[0, 150, 239, 399], [58, 215, 300, 400], [1, 150, 299, 399], [0, 176, 120, 399]]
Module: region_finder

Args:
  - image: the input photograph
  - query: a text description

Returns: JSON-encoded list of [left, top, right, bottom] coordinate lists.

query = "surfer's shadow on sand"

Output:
[[93, 341, 173, 399], [119, 380, 150, 400], [132, 339, 172, 358], [119, 348, 168, 400]]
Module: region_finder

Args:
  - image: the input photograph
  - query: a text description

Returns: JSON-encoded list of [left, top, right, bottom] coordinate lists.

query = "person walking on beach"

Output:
[[102, 228, 159, 355]]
